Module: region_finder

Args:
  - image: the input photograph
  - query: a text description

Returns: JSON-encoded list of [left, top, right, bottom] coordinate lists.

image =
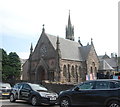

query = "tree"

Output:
[[1, 49, 9, 81], [8, 52, 21, 80], [1, 48, 21, 81]]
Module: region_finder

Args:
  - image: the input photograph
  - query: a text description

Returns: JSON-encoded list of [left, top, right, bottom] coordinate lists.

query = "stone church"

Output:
[[22, 12, 99, 84]]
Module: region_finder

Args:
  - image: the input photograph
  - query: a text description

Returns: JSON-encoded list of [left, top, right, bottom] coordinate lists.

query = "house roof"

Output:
[[99, 60, 114, 70], [98, 55, 117, 68], [46, 33, 83, 61], [104, 58, 117, 68]]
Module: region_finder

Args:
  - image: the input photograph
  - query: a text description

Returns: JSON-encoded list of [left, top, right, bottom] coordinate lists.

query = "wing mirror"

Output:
[[74, 87, 79, 91]]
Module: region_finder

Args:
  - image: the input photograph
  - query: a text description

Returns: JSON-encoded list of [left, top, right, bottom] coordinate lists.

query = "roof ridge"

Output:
[[46, 33, 79, 44]]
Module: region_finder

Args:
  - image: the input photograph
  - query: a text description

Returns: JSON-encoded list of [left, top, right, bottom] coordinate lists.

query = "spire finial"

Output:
[[57, 35, 60, 44], [91, 38, 93, 45], [43, 24, 44, 27], [42, 24, 45, 32], [91, 38, 93, 42], [69, 10, 70, 15], [78, 37, 83, 46], [30, 43, 33, 54], [68, 10, 71, 25]]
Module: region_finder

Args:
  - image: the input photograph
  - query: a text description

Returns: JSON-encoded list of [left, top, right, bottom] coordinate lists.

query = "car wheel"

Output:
[[107, 101, 120, 107], [60, 97, 71, 107], [10, 94, 16, 102], [31, 96, 38, 106]]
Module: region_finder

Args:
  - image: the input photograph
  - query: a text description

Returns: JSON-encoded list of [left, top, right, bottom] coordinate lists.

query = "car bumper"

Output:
[[40, 97, 58, 105], [1, 93, 10, 98]]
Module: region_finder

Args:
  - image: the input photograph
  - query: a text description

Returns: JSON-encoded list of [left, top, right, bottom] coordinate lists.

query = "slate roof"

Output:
[[99, 60, 113, 70], [98, 55, 117, 68], [46, 33, 89, 61], [79, 45, 92, 61], [104, 58, 117, 68]]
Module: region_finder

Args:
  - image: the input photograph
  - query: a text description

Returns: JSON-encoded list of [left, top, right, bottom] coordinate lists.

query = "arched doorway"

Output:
[[37, 66, 46, 83]]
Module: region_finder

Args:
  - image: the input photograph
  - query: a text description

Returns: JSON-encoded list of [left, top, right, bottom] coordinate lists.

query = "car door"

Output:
[[91, 81, 111, 106], [20, 84, 32, 100], [12, 83, 23, 99], [71, 81, 95, 106]]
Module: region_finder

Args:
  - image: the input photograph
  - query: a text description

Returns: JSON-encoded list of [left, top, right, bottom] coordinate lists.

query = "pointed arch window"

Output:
[[75, 65, 78, 82], [68, 64, 70, 82], [95, 67, 97, 72], [63, 65, 67, 77], [79, 66, 82, 77], [91, 67, 93, 74], [71, 66, 75, 77]]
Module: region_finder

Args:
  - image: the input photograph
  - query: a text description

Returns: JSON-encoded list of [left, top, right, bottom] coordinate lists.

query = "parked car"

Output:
[[10, 82, 58, 106], [0, 82, 12, 98], [58, 79, 120, 107]]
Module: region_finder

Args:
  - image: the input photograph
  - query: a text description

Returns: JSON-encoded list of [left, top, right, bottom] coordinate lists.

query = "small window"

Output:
[[114, 81, 120, 88], [95, 81, 109, 89], [78, 82, 94, 90], [14, 84, 23, 89], [18, 84, 23, 89], [22, 84, 31, 90], [14, 84, 18, 88], [109, 82, 115, 89]]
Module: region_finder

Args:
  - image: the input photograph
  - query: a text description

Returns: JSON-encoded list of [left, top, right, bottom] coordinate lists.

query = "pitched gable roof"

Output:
[[99, 60, 113, 70], [46, 33, 82, 61], [104, 58, 117, 68], [98, 55, 117, 68], [79, 45, 92, 61]]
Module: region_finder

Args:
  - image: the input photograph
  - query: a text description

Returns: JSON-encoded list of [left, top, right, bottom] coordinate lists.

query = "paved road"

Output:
[[0, 99, 97, 107], [0, 99, 59, 107]]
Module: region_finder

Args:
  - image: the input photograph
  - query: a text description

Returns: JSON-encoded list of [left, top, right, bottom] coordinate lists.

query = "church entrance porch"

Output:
[[35, 66, 47, 83]]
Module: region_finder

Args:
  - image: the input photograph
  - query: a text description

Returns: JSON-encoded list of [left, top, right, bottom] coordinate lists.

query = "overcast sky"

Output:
[[0, 0, 119, 59]]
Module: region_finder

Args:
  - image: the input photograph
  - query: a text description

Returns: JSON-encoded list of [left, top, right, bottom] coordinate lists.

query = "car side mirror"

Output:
[[74, 87, 79, 91]]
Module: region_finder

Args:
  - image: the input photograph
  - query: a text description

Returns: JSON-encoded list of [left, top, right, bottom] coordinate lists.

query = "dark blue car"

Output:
[[58, 79, 120, 107], [10, 82, 58, 106]]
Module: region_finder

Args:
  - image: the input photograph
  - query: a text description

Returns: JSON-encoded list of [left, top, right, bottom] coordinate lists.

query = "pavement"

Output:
[[0, 99, 59, 107]]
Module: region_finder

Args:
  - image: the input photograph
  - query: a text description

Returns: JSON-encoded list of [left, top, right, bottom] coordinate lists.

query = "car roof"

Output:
[[15, 82, 44, 86], [86, 79, 120, 82]]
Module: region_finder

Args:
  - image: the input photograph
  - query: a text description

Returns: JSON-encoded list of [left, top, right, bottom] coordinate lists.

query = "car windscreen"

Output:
[[30, 84, 48, 91], [0, 83, 11, 89]]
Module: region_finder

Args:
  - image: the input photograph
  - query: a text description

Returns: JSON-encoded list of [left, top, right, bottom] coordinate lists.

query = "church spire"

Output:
[[68, 10, 71, 27], [66, 10, 74, 41]]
